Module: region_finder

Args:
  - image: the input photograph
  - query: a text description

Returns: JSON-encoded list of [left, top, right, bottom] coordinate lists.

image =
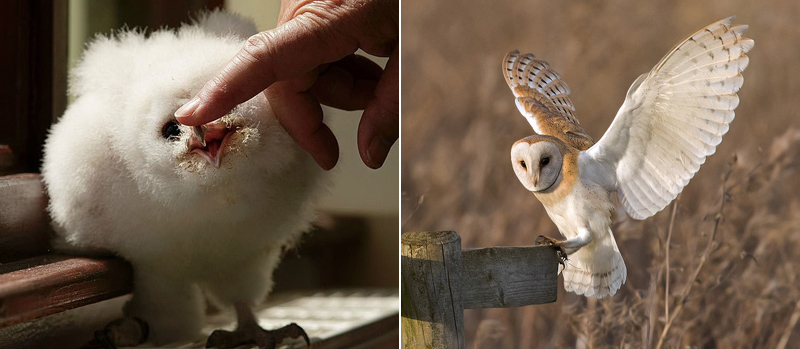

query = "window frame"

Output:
[[0, 0, 66, 175]]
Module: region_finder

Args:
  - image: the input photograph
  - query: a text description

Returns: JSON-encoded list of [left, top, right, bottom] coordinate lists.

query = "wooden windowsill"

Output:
[[0, 254, 132, 327]]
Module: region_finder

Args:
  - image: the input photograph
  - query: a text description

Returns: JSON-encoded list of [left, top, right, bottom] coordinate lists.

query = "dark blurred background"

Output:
[[402, 1, 800, 347]]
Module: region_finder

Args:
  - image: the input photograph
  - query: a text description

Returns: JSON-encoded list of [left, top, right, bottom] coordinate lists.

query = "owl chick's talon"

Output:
[[80, 317, 149, 349], [206, 322, 309, 349]]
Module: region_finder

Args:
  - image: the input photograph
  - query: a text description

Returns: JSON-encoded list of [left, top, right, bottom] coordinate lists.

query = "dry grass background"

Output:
[[401, 1, 800, 348]]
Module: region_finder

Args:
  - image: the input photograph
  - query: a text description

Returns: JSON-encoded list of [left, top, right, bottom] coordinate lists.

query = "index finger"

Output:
[[175, 14, 359, 126]]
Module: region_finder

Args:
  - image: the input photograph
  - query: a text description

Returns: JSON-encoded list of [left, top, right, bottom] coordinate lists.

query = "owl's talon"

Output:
[[535, 235, 557, 246], [535, 235, 568, 264]]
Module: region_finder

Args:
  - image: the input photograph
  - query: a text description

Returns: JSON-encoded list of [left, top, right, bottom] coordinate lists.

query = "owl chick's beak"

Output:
[[187, 121, 236, 168], [532, 170, 539, 187], [192, 126, 206, 147]]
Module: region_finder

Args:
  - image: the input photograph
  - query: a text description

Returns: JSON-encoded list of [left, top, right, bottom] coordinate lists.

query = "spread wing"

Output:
[[585, 17, 753, 219], [503, 51, 594, 150]]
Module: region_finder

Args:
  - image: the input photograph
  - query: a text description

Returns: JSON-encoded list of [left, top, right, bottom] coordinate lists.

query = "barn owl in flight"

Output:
[[505, 17, 753, 297]]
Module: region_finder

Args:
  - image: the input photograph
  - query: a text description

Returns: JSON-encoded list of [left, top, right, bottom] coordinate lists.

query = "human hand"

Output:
[[175, 0, 398, 170]]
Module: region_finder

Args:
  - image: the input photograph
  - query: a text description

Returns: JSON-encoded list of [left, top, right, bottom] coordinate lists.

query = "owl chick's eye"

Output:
[[520, 160, 527, 169], [540, 157, 550, 166], [161, 120, 181, 140]]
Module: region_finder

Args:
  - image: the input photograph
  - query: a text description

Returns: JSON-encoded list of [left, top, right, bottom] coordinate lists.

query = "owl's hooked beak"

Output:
[[187, 121, 237, 168], [532, 170, 539, 187]]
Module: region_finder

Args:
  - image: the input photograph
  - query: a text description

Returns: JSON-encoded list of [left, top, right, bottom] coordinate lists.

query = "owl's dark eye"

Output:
[[520, 160, 526, 169], [161, 120, 181, 140], [540, 157, 550, 166]]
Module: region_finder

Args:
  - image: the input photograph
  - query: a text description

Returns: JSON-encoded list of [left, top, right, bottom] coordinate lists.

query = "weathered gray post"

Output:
[[401, 231, 559, 348], [401, 231, 466, 348]]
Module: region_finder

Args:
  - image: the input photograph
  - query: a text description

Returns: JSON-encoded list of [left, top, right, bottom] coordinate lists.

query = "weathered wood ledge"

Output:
[[0, 254, 133, 327]]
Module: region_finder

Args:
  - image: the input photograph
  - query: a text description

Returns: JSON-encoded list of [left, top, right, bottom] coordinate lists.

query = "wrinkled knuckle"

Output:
[[293, 10, 359, 57], [295, 14, 337, 48], [242, 32, 276, 66]]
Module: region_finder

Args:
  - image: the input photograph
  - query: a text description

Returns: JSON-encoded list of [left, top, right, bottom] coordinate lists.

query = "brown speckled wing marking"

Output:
[[503, 51, 594, 150]]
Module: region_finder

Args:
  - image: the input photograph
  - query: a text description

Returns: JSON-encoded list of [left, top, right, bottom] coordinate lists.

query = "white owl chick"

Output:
[[42, 11, 326, 347], [505, 17, 753, 298]]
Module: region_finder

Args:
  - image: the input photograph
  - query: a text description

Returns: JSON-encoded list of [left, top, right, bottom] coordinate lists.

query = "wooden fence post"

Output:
[[401, 231, 466, 348], [401, 231, 559, 348]]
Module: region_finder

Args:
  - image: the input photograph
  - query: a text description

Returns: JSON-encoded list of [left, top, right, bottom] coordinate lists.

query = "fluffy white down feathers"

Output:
[[507, 17, 752, 298], [42, 12, 327, 344]]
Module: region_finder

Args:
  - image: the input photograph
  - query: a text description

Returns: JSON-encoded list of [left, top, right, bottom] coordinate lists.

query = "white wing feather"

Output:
[[585, 17, 753, 220]]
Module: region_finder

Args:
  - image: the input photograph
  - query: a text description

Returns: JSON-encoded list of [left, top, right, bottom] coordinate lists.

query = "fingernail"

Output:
[[366, 135, 391, 169], [174, 97, 201, 119]]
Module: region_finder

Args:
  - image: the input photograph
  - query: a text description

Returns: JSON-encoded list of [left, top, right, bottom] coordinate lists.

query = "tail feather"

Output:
[[561, 228, 627, 298], [562, 252, 627, 298]]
